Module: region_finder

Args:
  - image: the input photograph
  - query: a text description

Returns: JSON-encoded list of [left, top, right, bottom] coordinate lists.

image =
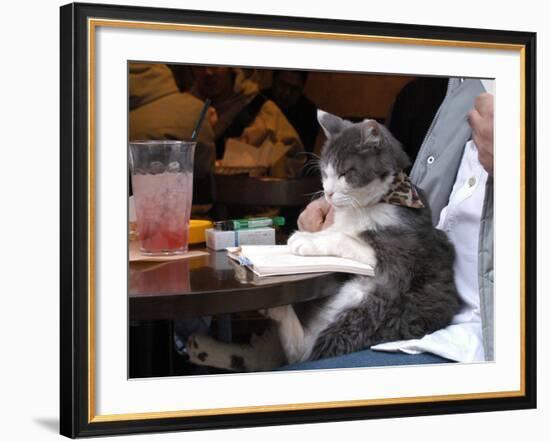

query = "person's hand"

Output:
[[207, 107, 218, 128], [297, 198, 335, 232], [468, 93, 494, 176]]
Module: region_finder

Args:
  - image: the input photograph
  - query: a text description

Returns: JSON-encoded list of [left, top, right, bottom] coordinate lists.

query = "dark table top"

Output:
[[129, 246, 340, 320]]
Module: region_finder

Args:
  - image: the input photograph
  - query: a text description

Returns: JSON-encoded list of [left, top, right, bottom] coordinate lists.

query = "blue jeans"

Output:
[[173, 317, 212, 356], [277, 349, 451, 371]]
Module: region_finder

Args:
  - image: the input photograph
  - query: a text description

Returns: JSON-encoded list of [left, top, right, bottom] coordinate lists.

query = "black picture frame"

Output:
[[60, 2, 537, 438]]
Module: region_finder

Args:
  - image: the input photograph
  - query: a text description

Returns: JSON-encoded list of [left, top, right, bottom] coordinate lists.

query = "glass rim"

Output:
[[129, 139, 197, 146]]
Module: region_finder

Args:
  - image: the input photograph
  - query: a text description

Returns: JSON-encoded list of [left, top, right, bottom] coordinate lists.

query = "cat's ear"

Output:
[[360, 120, 382, 148], [364, 120, 411, 169], [317, 110, 352, 139]]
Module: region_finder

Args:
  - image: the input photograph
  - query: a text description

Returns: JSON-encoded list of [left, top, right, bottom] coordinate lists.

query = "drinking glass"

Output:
[[129, 140, 196, 255]]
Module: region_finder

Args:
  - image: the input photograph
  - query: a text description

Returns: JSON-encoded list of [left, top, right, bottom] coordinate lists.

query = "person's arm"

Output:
[[241, 100, 305, 178], [468, 92, 494, 176]]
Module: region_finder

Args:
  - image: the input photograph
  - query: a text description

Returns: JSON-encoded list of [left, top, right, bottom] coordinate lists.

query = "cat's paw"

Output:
[[258, 304, 291, 322], [287, 231, 322, 256], [186, 334, 214, 366]]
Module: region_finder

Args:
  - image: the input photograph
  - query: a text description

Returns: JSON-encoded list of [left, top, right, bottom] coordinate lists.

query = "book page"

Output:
[[227, 245, 374, 276]]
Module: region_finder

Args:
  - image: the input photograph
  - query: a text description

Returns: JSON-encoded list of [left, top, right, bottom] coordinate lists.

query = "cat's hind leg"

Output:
[[260, 305, 312, 365], [187, 327, 284, 372], [263, 278, 377, 364]]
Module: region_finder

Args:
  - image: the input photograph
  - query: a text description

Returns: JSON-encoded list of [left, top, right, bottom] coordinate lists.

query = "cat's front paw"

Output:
[[288, 231, 322, 256]]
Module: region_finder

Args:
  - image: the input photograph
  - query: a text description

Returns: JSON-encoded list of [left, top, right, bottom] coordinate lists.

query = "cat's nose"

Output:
[[325, 191, 334, 201]]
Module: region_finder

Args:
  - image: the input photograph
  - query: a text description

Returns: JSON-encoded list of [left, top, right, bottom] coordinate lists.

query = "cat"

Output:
[[186, 110, 461, 372]]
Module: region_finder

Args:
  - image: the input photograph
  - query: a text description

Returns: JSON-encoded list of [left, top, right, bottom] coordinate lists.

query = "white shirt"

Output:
[[371, 80, 493, 362]]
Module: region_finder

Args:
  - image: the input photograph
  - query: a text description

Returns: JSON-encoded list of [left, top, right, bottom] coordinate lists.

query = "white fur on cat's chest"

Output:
[[333, 202, 401, 234]]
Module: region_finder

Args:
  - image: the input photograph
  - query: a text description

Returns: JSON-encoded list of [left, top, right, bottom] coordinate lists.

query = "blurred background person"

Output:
[[386, 77, 449, 169], [129, 63, 216, 179], [262, 69, 320, 155], [190, 66, 304, 178]]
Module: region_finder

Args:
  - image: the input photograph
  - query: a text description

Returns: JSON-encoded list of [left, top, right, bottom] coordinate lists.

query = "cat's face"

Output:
[[318, 110, 410, 208]]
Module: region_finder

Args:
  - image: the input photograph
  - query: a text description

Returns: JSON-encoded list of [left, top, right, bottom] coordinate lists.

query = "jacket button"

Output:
[[427, 156, 435, 164]]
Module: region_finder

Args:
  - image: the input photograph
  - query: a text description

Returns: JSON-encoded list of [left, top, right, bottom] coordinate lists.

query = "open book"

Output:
[[227, 245, 375, 278]]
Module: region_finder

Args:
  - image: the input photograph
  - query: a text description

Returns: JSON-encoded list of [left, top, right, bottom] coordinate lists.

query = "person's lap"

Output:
[[277, 349, 452, 371]]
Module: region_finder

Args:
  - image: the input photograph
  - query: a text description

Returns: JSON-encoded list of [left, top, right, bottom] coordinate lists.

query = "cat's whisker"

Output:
[[350, 196, 364, 211], [305, 190, 324, 198], [307, 158, 321, 166], [300, 158, 322, 176], [332, 196, 356, 210], [307, 190, 325, 203], [296, 151, 321, 161], [350, 199, 361, 211], [302, 164, 321, 176]]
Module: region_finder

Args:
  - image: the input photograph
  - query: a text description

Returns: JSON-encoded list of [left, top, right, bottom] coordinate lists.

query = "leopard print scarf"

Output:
[[381, 171, 425, 209]]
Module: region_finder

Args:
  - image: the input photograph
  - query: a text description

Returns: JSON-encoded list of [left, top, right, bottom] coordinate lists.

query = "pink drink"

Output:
[[132, 172, 193, 254]]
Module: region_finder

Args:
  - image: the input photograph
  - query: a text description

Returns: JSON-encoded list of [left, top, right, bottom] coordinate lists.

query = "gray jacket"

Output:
[[410, 78, 494, 361]]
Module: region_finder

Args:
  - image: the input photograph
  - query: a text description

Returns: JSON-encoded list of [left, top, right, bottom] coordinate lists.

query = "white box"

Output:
[[205, 228, 236, 250], [236, 227, 276, 246], [205, 227, 277, 250]]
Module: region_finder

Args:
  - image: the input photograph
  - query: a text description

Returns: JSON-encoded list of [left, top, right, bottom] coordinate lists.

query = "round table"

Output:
[[129, 247, 343, 320]]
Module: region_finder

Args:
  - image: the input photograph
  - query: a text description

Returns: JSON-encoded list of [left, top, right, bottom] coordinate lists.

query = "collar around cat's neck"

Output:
[[380, 171, 425, 209]]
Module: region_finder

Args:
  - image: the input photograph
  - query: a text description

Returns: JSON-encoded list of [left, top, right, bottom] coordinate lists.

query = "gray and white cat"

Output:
[[186, 111, 461, 371]]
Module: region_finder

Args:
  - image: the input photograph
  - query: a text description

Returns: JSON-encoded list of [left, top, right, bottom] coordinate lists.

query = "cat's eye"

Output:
[[339, 168, 356, 178]]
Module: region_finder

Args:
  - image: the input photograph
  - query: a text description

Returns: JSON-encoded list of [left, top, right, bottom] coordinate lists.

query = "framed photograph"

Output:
[[60, 2, 536, 438]]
